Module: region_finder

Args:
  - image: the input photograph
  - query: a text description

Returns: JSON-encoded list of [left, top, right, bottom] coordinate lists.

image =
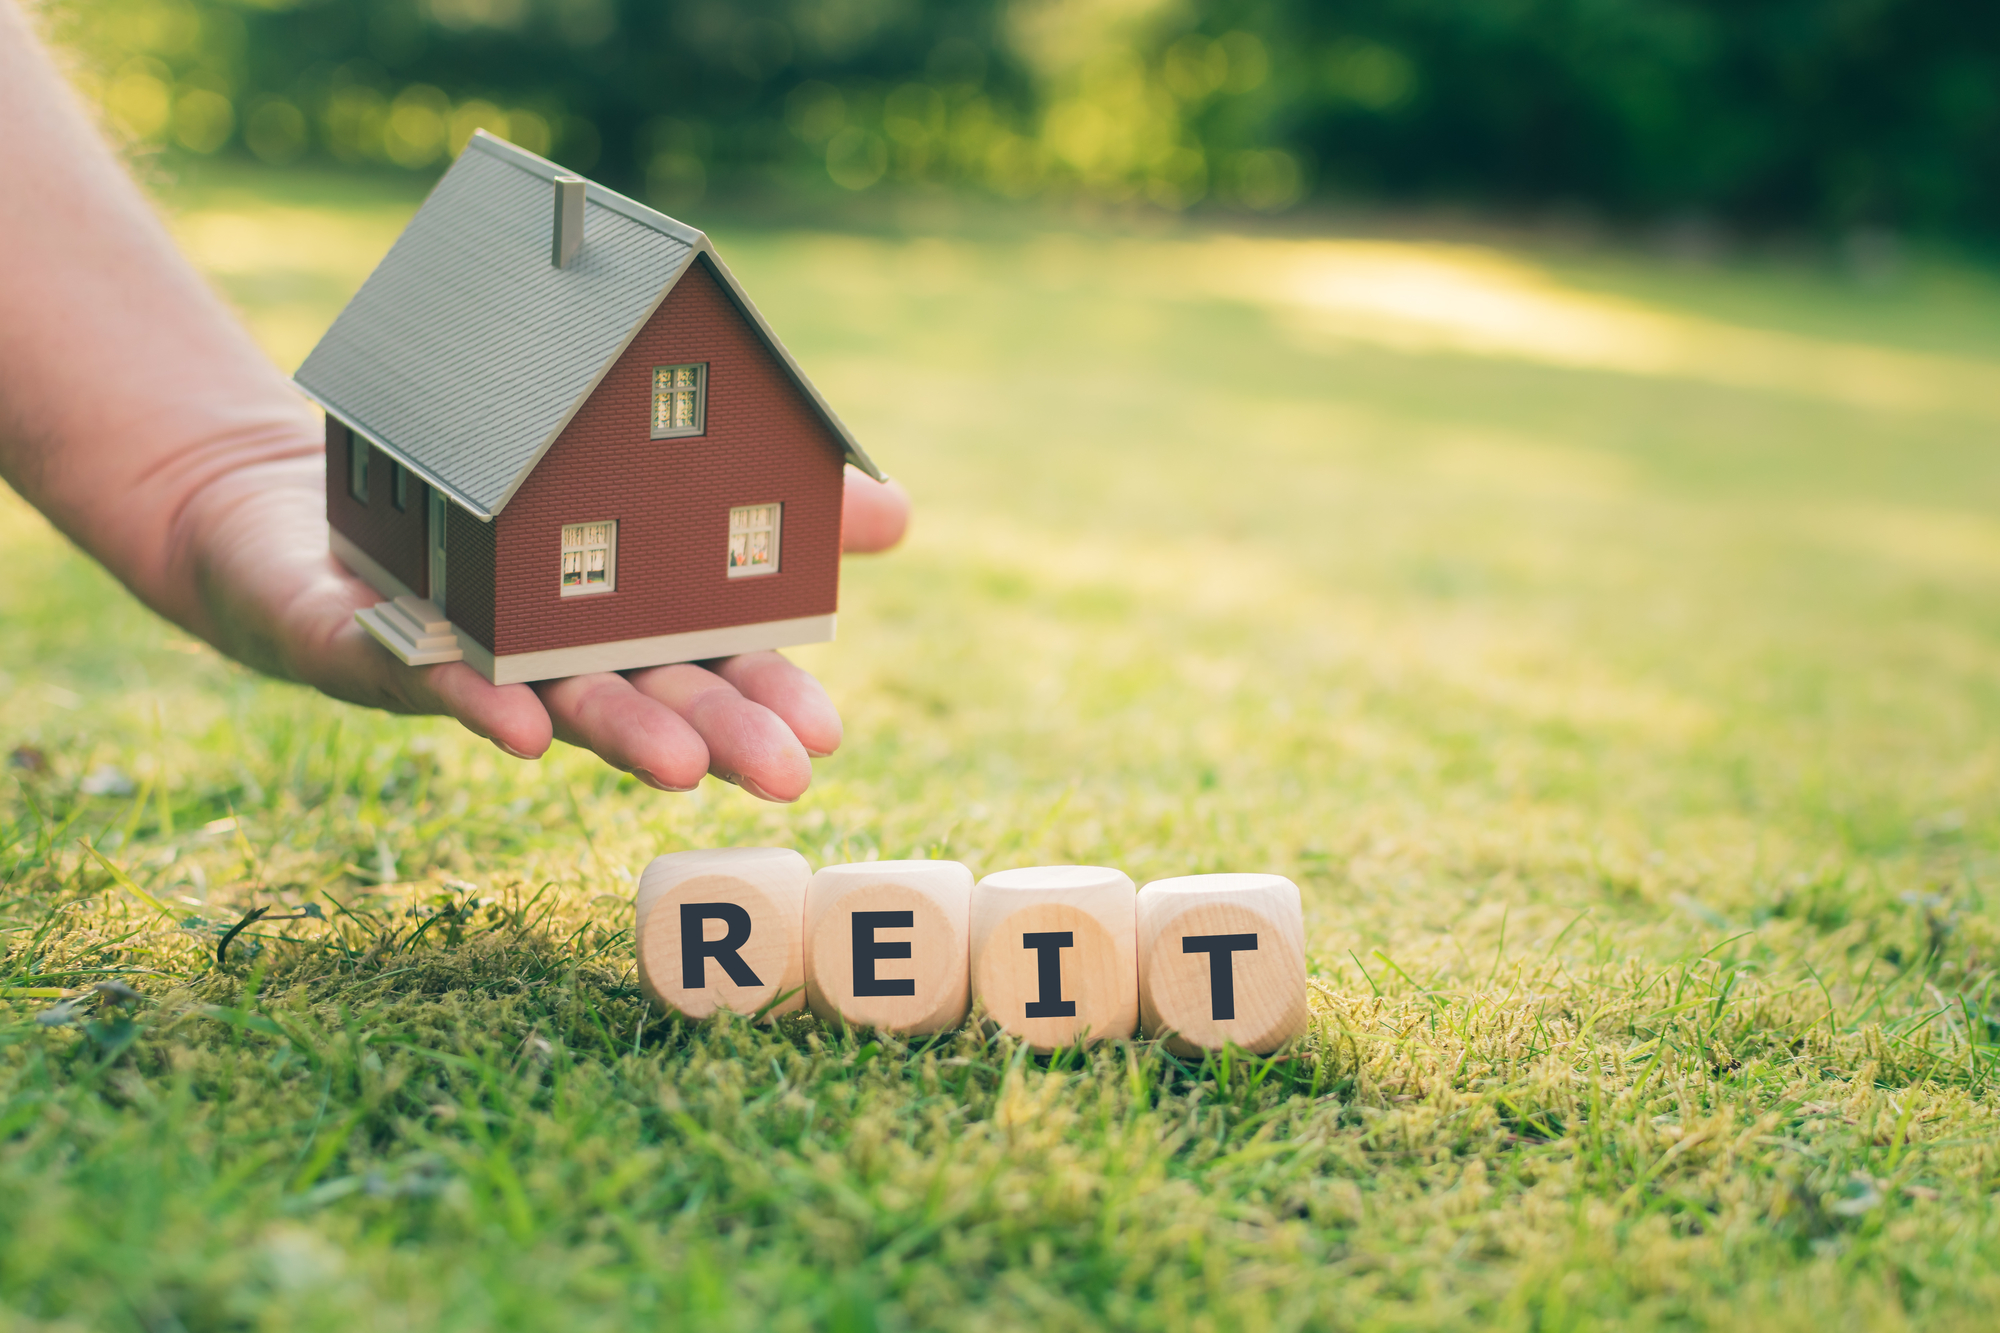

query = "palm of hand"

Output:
[[182, 452, 908, 802]]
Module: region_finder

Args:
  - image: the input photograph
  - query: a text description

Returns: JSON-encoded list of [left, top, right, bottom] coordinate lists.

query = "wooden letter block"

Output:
[[970, 865, 1138, 1051], [1136, 873, 1307, 1056], [804, 860, 972, 1035], [635, 847, 808, 1022]]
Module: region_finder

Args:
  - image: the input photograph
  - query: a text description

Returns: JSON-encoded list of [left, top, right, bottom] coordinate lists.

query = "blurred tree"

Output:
[[30, 0, 2000, 236], [1279, 0, 2000, 235]]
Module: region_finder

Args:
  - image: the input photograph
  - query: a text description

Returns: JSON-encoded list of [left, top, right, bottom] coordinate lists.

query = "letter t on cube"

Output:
[[1136, 873, 1307, 1056], [635, 847, 809, 1021], [805, 860, 972, 1035]]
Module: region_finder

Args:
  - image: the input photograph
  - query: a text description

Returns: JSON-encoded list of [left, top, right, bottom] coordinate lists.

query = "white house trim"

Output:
[[467, 615, 836, 685], [337, 530, 831, 683]]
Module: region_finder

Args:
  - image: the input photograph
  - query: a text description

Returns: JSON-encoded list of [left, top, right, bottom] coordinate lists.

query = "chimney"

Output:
[[551, 176, 585, 269]]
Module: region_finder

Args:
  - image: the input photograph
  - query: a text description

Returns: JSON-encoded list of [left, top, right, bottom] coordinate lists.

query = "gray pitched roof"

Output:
[[294, 131, 881, 519]]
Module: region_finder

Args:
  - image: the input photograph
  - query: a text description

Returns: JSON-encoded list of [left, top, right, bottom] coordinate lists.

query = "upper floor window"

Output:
[[561, 521, 617, 595], [651, 363, 707, 438], [347, 433, 369, 504], [728, 504, 780, 577], [392, 460, 410, 512]]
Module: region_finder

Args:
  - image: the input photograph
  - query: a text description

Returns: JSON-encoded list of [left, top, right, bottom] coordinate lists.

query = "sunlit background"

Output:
[[8, 5, 2000, 1324], [15, 0, 2000, 944]]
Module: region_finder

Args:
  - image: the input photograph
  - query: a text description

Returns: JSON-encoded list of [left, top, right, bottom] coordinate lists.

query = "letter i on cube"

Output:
[[804, 860, 972, 1036], [635, 847, 809, 1021], [970, 865, 1138, 1051], [1136, 873, 1308, 1056]]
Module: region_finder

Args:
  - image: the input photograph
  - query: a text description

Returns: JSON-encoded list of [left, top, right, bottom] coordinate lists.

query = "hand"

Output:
[[0, 6, 908, 803], [183, 455, 909, 801]]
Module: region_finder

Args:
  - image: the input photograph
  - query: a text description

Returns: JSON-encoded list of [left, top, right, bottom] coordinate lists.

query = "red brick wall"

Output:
[[325, 418, 429, 597], [490, 255, 846, 657]]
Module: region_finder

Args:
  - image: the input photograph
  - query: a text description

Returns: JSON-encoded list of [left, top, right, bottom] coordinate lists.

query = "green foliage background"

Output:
[[35, 0, 2000, 235]]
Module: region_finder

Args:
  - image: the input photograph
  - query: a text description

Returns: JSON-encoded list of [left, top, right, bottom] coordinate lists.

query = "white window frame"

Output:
[[727, 503, 781, 578], [650, 363, 707, 439], [560, 521, 618, 596], [348, 434, 369, 504]]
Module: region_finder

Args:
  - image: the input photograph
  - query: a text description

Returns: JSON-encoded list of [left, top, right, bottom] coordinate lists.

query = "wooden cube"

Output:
[[804, 860, 972, 1035], [635, 847, 808, 1022], [970, 865, 1138, 1051], [1136, 873, 1308, 1056]]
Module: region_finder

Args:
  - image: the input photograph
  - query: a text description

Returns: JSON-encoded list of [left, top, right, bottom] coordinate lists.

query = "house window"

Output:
[[392, 461, 409, 512], [727, 504, 780, 577], [560, 521, 616, 595], [347, 434, 369, 504], [650, 363, 707, 438]]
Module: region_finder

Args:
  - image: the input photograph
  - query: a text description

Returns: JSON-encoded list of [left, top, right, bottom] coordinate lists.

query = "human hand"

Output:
[[183, 453, 909, 801], [1, 6, 912, 803]]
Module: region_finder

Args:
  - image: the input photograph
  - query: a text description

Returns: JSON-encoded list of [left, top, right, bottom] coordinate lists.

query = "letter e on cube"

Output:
[[805, 860, 972, 1035]]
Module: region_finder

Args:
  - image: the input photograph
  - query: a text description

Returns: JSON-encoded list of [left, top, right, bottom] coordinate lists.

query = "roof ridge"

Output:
[[295, 132, 884, 517], [443, 136, 884, 487], [464, 130, 706, 248]]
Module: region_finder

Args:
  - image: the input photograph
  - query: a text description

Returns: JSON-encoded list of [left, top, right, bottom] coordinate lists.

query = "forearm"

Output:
[[0, 1, 319, 639]]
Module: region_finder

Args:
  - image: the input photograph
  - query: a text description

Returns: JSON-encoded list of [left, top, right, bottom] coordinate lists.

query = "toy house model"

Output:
[[294, 130, 884, 685]]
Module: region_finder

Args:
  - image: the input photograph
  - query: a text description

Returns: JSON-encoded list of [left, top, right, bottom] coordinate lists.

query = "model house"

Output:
[[293, 130, 883, 685]]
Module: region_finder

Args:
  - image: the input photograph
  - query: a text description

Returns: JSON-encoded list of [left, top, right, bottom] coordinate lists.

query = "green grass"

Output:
[[5, 166, 2000, 1329]]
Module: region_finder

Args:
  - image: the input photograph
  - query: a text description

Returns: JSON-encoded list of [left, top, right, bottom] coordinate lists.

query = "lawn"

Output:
[[4, 163, 2000, 1329]]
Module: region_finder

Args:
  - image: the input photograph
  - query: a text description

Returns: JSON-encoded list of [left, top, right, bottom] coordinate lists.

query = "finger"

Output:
[[257, 552, 556, 761], [625, 663, 813, 802], [421, 663, 553, 760], [841, 465, 910, 553], [706, 651, 842, 757], [177, 460, 554, 763], [533, 672, 711, 790], [303, 634, 556, 762]]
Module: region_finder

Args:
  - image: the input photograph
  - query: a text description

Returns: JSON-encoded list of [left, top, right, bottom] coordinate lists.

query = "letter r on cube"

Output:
[[681, 902, 762, 989]]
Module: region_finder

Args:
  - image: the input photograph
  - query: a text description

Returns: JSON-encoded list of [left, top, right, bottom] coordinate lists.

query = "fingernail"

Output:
[[719, 772, 798, 804], [805, 747, 834, 759], [492, 739, 539, 760], [632, 768, 698, 793]]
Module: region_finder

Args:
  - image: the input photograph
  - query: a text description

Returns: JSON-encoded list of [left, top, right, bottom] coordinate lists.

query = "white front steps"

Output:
[[356, 596, 464, 666]]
